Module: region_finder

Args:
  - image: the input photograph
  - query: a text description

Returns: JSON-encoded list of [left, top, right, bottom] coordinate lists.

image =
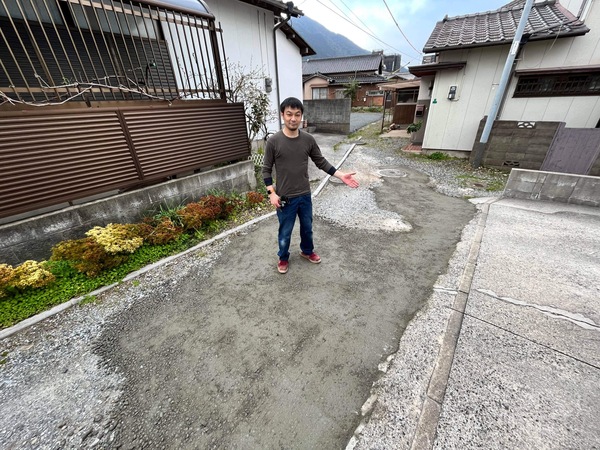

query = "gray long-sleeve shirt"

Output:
[[262, 130, 336, 198]]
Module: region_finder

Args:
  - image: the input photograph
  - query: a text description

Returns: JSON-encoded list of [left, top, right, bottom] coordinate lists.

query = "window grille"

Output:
[[514, 72, 600, 97], [0, 0, 230, 106]]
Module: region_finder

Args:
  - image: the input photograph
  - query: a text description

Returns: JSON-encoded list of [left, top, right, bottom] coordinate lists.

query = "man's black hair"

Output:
[[280, 97, 304, 114]]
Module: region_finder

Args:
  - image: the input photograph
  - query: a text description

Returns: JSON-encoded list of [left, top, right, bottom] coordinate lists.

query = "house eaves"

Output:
[[302, 72, 386, 86], [303, 73, 333, 83], [378, 80, 421, 91], [408, 61, 467, 78], [279, 23, 316, 56], [515, 64, 600, 75], [302, 54, 384, 76], [423, 0, 590, 53], [329, 74, 387, 85], [141, 0, 214, 17], [237, 0, 303, 17]]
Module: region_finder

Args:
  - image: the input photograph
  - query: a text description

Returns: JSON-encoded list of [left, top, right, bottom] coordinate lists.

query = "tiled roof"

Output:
[[424, 0, 589, 52], [302, 54, 383, 76], [331, 74, 387, 85], [302, 72, 387, 86]]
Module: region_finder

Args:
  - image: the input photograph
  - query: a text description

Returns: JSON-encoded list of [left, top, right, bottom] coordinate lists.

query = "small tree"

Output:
[[343, 76, 360, 102], [226, 63, 277, 145]]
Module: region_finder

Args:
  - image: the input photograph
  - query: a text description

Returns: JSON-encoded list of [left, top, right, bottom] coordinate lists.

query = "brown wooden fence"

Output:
[[0, 101, 249, 219], [541, 124, 600, 175]]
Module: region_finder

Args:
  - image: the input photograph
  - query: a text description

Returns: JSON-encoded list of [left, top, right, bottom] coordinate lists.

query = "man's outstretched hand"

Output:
[[339, 171, 359, 188]]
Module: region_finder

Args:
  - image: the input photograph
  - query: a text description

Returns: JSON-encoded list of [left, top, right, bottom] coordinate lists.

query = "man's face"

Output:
[[281, 107, 302, 131]]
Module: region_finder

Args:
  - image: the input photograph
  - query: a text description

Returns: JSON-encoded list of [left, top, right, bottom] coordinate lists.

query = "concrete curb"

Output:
[[409, 197, 498, 449], [0, 211, 276, 341], [0, 141, 357, 340]]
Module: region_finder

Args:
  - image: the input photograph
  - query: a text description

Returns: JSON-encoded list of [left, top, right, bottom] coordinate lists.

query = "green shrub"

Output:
[[0, 190, 266, 328], [406, 121, 423, 133], [152, 203, 185, 228], [427, 152, 450, 160]]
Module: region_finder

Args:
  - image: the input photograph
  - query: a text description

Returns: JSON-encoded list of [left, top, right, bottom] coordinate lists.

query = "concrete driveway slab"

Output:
[[466, 199, 600, 366], [434, 315, 600, 450]]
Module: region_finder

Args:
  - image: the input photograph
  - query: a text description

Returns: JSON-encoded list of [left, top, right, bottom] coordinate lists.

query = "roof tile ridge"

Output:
[[442, 7, 508, 23]]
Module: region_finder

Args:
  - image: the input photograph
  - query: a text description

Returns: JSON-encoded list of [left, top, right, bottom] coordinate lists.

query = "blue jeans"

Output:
[[276, 194, 313, 261]]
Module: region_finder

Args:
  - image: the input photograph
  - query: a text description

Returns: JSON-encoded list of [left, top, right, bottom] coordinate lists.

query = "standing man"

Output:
[[262, 97, 359, 274]]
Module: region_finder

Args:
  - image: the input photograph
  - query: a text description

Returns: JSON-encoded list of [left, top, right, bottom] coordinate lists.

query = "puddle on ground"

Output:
[[376, 169, 408, 178]]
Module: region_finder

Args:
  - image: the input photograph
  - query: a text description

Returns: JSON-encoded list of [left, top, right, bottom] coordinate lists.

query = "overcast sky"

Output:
[[293, 0, 510, 65]]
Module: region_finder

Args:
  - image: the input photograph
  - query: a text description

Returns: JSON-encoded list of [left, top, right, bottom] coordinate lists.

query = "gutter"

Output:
[[273, 12, 292, 130]]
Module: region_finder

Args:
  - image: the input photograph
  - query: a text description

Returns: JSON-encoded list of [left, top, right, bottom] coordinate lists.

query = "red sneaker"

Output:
[[300, 252, 321, 264], [278, 260, 289, 274]]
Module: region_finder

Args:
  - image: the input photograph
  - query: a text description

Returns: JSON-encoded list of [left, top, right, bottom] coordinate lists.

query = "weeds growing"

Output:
[[0, 191, 267, 328]]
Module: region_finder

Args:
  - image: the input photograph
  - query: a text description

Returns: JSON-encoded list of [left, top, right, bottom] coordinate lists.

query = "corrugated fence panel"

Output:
[[123, 103, 250, 178], [0, 111, 140, 218], [0, 103, 250, 220]]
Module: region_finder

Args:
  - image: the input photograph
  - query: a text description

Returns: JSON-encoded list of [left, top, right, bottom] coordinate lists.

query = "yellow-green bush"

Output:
[[86, 223, 144, 254], [12, 260, 55, 289], [0, 264, 16, 298], [0, 261, 55, 297]]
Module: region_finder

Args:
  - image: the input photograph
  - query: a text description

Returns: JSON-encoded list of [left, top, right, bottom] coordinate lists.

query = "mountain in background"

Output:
[[291, 16, 370, 59]]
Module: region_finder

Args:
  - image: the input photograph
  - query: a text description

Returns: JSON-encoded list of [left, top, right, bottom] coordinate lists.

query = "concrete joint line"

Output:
[[409, 198, 498, 450]]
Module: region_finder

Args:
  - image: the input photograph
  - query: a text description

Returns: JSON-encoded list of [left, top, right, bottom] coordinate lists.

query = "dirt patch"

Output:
[[96, 150, 475, 449]]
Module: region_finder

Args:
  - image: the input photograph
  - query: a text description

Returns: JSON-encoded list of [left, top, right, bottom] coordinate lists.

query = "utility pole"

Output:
[[472, 0, 535, 168]]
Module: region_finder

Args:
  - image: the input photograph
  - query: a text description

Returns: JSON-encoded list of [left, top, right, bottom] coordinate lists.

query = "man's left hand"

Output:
[[340, 172, 359, 188]]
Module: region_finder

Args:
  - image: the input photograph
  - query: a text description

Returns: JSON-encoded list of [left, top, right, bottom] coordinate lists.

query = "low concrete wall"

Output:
[[1, 161, 256, 266], [471, 119, 562, 171], [503, 168, 600, 207], [304, 99, 351, 134]]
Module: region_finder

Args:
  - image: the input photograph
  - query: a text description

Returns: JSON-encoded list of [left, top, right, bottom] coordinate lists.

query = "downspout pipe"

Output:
[[472, 0, 535, 168], [273, 14, 292, 131]]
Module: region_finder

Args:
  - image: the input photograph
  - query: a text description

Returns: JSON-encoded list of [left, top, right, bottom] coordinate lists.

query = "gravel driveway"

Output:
[[0, 128, 504, 449]]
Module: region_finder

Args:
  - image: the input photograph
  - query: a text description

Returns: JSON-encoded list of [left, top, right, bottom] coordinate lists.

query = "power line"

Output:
[[308, 0, 421, 60], [337, 0, 377, 38], [381, 0, 422, 55]]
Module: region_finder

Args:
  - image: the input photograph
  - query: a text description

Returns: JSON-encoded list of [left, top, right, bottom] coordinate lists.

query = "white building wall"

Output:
[[561, 0, 587, 16], [422, 0, 600, 152], [204, 0, 303, 134], [501, 1, 600, 127], [423, 46, 507, 151], [275, 28, 304, 107]]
